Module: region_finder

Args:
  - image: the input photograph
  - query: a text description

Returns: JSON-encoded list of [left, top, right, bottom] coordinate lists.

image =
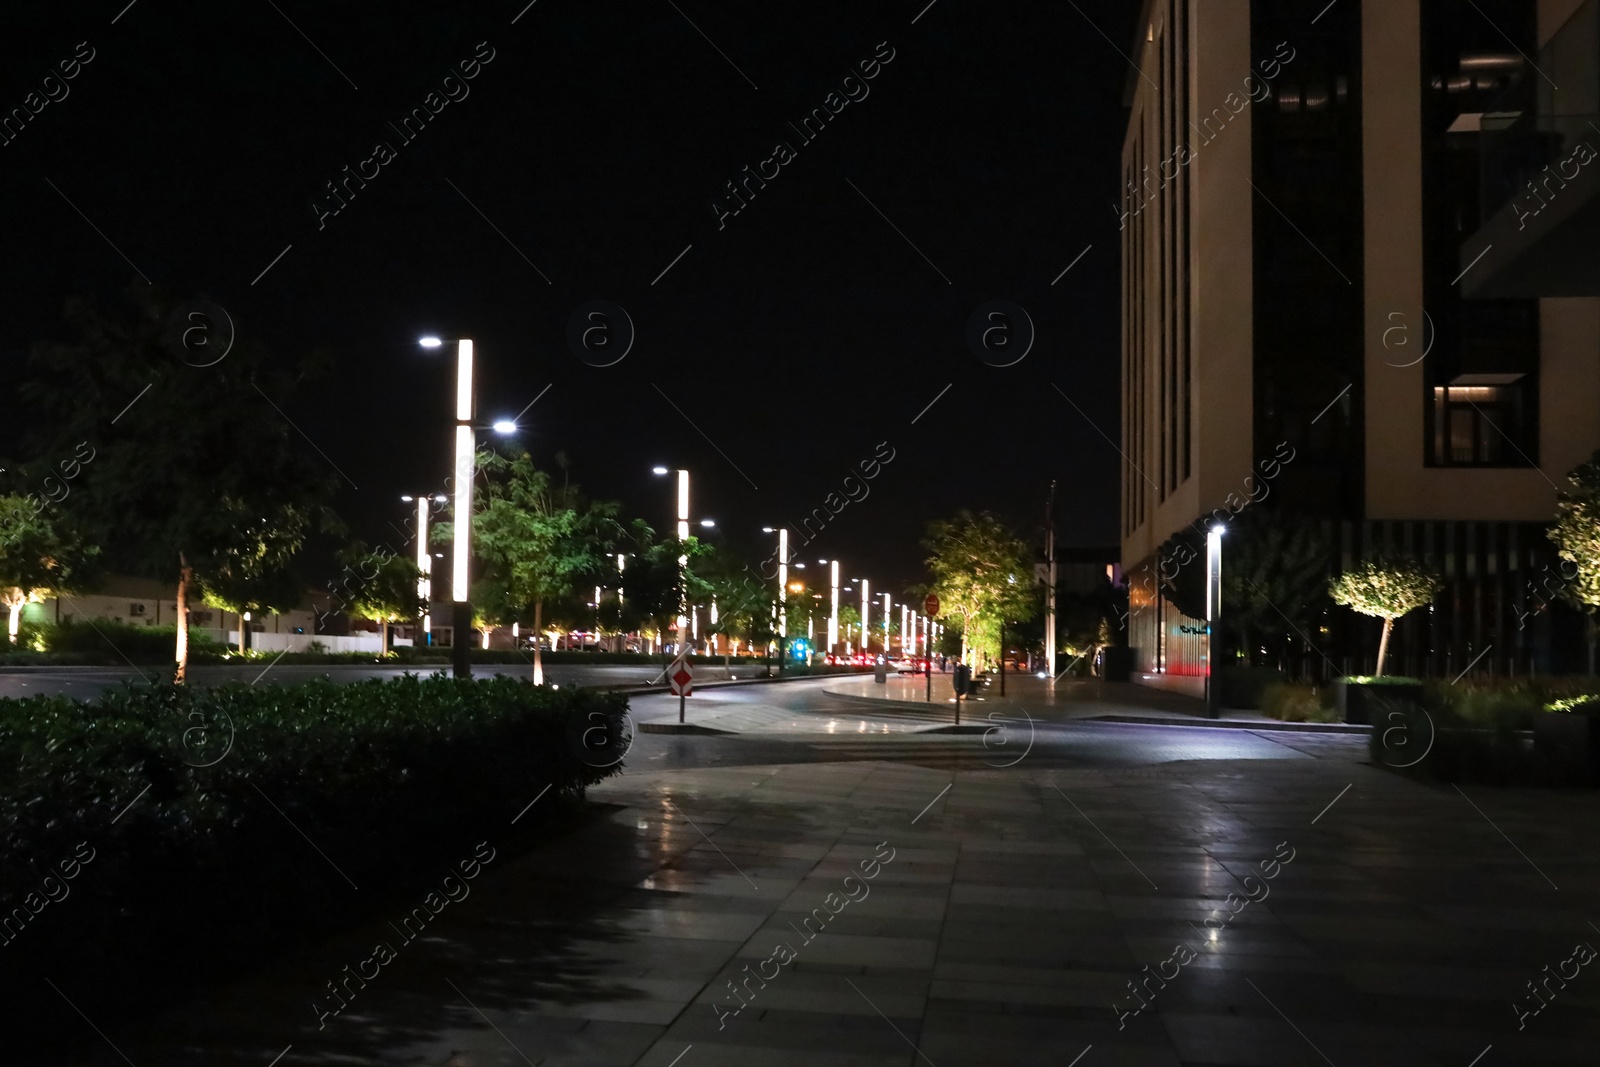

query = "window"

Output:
[[1431, 375, 1534, 465]]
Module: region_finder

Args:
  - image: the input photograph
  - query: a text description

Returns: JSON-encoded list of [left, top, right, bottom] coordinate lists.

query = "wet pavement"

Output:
[[34, 679, 1600, 1065]]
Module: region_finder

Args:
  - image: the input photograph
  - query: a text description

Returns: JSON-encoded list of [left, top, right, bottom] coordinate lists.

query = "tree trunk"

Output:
[[238, 611, 247, 655], [380, 619, 390, 656], [7, 600, 22, 644], [1375, 616, 1394, 677], [175, 554, 192, 684], [532, 599, 544, 685]]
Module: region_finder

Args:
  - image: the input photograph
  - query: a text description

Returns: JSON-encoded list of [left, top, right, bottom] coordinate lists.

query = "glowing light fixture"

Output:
[[418, 336, 443, 348], [492, 419, 517, 434]]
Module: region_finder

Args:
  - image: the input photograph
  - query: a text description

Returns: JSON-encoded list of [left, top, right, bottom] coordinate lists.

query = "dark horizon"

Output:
[[0, 0, 1136, 592]]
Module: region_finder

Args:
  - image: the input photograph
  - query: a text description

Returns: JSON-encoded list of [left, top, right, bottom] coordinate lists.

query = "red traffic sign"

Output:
[[669, 657, 694, 697], [923, 594, 940, 617]]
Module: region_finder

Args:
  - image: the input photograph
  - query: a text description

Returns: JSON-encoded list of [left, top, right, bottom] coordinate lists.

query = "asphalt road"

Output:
[[0, 660, 773, 701]]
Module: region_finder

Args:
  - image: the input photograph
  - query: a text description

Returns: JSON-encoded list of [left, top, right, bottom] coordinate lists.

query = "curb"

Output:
[[821, 689, 1369, 734], [617, 670, 870, 698], [637, 721, 737, 735], [1085, 714, 1369, 734]]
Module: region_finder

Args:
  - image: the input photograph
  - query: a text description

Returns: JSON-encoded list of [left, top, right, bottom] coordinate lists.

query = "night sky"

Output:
[[0, 0, 1138, 593]]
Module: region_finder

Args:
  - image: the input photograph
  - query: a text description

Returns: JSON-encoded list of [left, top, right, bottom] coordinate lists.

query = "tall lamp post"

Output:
[[418, 336, 479, 679], [653, 466, 690, 653], [861, 579, 871, 655], [763, 526, 789, 672], [826, 560, 840, 655], [1045, 480, 1057, 680], [420, 336, 522, 677], [882, 592, 891, 655], [400, 493, 448, 645], [1206, 524, 1225, 718]]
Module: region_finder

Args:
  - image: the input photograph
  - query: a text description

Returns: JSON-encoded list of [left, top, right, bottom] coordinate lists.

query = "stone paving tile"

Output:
[[84, 719, 1600, 1066]]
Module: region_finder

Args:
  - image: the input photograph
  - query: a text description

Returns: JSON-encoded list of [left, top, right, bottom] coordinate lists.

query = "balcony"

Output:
[[1461, 0, 1600, 298]]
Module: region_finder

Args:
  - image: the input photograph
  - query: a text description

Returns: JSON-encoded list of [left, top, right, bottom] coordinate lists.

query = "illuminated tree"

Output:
[[0, 494, 97, 644], [923, 511, 1038, 667], [439, 450, 620, 684], [1329, 556, 1440, 676], [1550, 450, 1600, 609], [340, 545, 424, 656]]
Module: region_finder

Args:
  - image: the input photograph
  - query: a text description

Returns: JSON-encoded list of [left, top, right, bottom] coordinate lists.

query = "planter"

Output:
[[1217, 666, 1284, 710], [1335, 677, 1424, 725], [1534, 710, 1600, 781], [1101, 646, 1136, 682]]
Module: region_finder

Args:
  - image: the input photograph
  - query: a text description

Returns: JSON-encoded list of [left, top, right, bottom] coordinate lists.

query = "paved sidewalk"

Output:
[[827, 672, 1359, 732], [112, 743, 1600, 1065]]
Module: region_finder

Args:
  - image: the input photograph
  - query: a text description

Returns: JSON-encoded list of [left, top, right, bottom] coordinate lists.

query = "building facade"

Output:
[[1120, 0, 1600, 688]]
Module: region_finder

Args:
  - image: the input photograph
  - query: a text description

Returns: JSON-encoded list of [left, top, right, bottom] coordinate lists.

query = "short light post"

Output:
[[1206, 524, 1225, 719]]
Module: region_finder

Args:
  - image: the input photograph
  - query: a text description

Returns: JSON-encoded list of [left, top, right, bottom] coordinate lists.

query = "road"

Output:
[[0, 660, 782, 701]]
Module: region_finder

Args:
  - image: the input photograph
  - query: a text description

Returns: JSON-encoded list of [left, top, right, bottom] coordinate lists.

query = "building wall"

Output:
[[1122, 0, 1256, 673], [1364, 0, 1600, 521]]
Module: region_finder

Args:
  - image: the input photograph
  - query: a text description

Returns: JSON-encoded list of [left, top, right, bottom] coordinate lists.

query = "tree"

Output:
[[340, 545, 424, 656], [0, 494, 98, 643], [1548, 450, 1600, 672], [22, 286, 340, 681], [199, 539, 309, 653], [1329, 556, 1440, 676], [922, 511, 1036, 667], [441, 450, 619, 684]]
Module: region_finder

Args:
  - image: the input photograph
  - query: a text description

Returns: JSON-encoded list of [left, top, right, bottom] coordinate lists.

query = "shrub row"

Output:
[[0, 675, 628, 1023]]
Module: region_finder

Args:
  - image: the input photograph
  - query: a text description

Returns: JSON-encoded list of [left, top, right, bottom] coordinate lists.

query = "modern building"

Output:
[[1119, 0, 1600, 690]]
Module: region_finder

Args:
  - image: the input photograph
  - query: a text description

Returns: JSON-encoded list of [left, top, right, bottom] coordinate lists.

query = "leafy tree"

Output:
[[1329, 556, 1440, 676], [340, 545, 424, 656], [199, 542, 309, 653], [923, 510, 1036, 666], [1551, 449, 1600, 607], [696, 545, 776, 657], [0, 494, 98, 643], [438, 450, 619, 684], [22, 286, 341, 681]]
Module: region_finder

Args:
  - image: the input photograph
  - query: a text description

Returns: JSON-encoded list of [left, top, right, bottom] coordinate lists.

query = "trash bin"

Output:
[[953, 664, 972, 696], [874, 655, 887, 684]]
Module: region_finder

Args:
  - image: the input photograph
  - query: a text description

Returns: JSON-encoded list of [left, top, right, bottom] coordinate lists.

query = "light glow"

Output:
[[492, 419, 517, 434], [419, 336, 443, 348], [452, 424, 474, 601], [455, 339, 474, 422]]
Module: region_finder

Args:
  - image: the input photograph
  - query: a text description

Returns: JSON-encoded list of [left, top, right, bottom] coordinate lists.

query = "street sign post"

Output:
[[923, 594, 940, 617], [668, 651, 694, 723]]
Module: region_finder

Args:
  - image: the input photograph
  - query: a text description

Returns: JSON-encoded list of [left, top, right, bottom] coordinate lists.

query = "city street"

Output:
[[35, 676, 1600, 1066], [0, 660, 776, 702]]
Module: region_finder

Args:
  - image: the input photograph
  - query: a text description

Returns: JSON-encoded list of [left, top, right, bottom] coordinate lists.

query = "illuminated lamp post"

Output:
[[1206, 524, 1225, 719]]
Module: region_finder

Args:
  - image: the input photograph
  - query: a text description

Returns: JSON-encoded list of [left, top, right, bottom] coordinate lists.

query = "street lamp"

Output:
[[420, 336, 477, 679], [1206, 524, 1225, 718], [861, 579, 870, 655], [828, 560, 839, 654], [653, 466, 690, 651], [400, 492, 448, 646]]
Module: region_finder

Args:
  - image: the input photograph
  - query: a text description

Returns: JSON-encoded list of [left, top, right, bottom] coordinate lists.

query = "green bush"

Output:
[[0, 675, 628, 1027], [22, 618, 227, 663], [1261, 683, 1338, 723]]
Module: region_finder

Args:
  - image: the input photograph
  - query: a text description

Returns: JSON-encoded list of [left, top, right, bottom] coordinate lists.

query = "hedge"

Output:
[[0, 674, 629, 1035]]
